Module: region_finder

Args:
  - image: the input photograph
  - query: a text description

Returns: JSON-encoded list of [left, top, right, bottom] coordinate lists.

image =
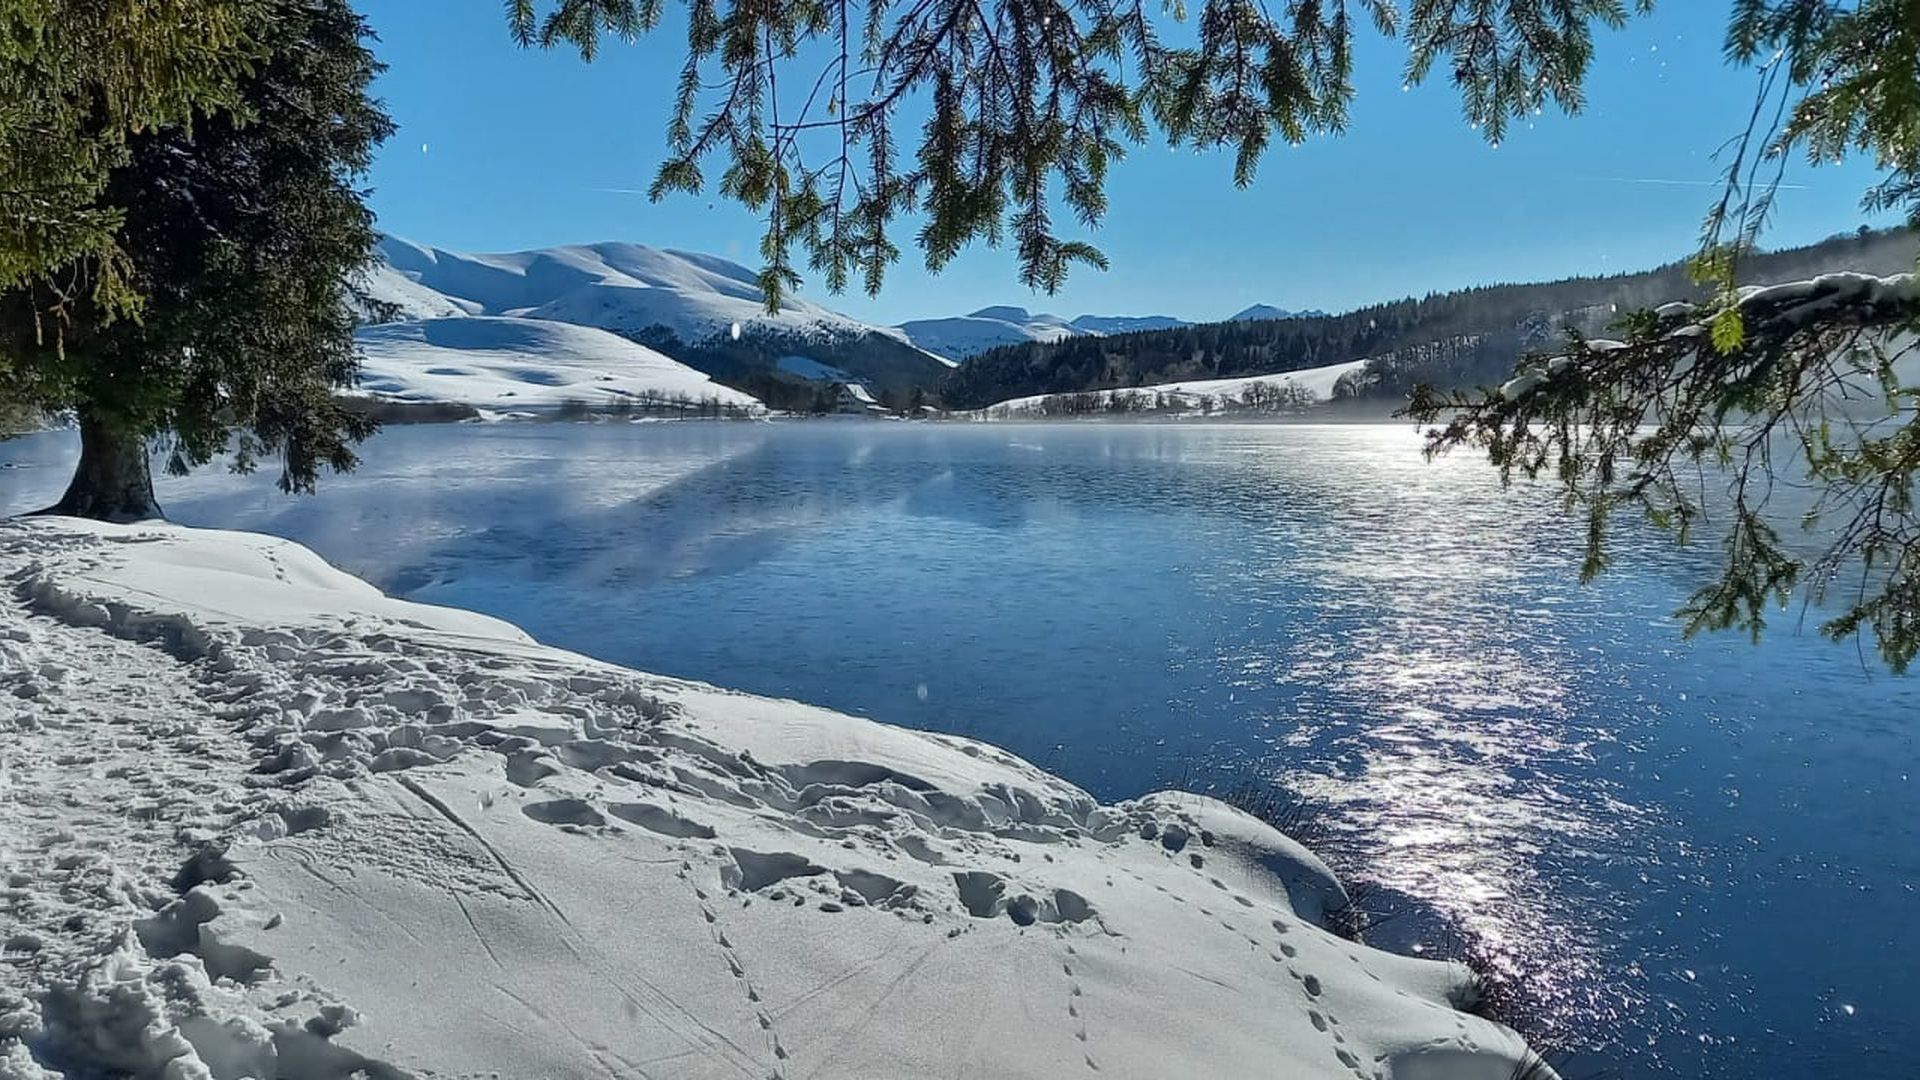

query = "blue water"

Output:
[[4, 422, 1916, 1078]]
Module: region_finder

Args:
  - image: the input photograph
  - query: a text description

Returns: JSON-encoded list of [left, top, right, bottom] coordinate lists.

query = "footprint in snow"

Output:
[[520, 798, 605, 827]]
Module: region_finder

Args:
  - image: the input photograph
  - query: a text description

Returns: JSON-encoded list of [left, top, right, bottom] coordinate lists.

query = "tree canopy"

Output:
[[0, 0, 392, 519], [0, 0, 268, 327], [507, 0, 1652, 305], [1411, 1, 1920, 671]]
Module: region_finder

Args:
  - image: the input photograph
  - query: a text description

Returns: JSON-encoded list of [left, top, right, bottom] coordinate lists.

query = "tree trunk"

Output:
[[40, 411, 162, 522]]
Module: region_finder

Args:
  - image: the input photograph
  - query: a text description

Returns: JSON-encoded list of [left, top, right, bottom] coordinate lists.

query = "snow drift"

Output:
[[0, 518, 1549, 1079]]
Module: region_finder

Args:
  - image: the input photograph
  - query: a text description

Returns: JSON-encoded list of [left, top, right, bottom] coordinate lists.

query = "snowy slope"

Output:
[[970, 358, 1373, 418], [353, 316, 763, 411], [348, 258, 478, 322], [373, 237, 953, 392], [0, 518, 1552, 1080], [379, 236, 881, 349]]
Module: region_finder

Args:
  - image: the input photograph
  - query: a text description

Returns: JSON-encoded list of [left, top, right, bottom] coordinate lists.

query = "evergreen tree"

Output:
[[0, 0, 394, 520], [1411, 2, 1920, 671], [0, 1, 267, 326]]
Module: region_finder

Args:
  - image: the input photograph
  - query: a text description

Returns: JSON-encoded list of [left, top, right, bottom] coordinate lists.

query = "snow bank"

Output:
[[0, 518, 1549, 1079], [353, 317, 763, 412], [971, 359, 1373, 419]]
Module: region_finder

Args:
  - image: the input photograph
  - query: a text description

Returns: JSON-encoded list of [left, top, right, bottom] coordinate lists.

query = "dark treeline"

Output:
[[941, 228, 1918, 409], [563, 391, 758, 419]]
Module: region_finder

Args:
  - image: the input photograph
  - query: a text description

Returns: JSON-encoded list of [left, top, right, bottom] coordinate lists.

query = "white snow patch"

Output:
[[1, 517, 1551, 1080]]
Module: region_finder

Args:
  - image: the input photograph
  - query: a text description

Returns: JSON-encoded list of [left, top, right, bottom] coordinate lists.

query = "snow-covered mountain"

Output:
[[1067, 314, 1189, 334], [895, 306, 1193, 359], [894, 306, 1080, 359], [353, 317, 762, 412], [350, 258, 478, 322], [366, 237, 953, 394], [1229, 303, 1325, 322]]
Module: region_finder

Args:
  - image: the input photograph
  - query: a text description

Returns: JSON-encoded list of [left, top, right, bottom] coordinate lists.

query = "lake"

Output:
[[4, 421, 1915, 1079]]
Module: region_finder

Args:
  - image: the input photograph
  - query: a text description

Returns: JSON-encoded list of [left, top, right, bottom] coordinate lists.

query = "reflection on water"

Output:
[[3, 421, 1915, 1079]]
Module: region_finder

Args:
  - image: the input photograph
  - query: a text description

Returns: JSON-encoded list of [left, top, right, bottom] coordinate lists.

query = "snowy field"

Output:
[[0, 517, 1546, 1080]]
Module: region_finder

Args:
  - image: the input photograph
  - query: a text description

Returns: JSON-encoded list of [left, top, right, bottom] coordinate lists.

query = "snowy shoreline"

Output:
[[1, 518, 1548, 1079]]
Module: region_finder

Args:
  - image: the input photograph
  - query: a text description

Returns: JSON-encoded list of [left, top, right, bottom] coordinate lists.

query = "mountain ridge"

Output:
[[357, 236, 953, 400]]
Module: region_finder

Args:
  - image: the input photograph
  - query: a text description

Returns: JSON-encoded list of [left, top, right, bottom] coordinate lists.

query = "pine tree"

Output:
[[0, 0, 394, 520]]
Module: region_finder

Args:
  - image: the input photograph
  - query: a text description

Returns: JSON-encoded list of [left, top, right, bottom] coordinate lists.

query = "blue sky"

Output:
[[358, 3, 1898, 325]]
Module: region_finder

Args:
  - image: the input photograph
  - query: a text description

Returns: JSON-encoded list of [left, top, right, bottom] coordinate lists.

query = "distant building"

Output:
[[833, 382, 887, 415]]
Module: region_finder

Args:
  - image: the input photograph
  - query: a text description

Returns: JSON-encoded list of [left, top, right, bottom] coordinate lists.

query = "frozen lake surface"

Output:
[[5, 421, 1915, 1078]]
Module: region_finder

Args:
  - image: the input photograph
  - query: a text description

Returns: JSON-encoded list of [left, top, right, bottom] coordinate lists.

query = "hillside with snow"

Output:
[[895, 307, 1194, 359], [1231, 304, 1325, 322], [967, 359, 1372, 419], [896, 306, 1084, 358], [0, 518, 1552, 1079], [1068, 314, 1190, 334], [352, 317, 763, 413], [367, 237, 953, 395], [941, 228, 1920, 409]]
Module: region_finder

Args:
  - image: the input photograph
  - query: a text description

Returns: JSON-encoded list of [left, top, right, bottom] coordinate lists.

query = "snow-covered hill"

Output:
[[353, 316, 762, 412], [1230, 303, 1326, 322], [895, 307, 1198, 359], [1067, 314, 1189, 334], [374, 236, 855, 336], [369, 237, 953, 395], [0, 517, 1551, 1080], [967, 358, 1372, 419], [895, 306, 1082, 358]]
